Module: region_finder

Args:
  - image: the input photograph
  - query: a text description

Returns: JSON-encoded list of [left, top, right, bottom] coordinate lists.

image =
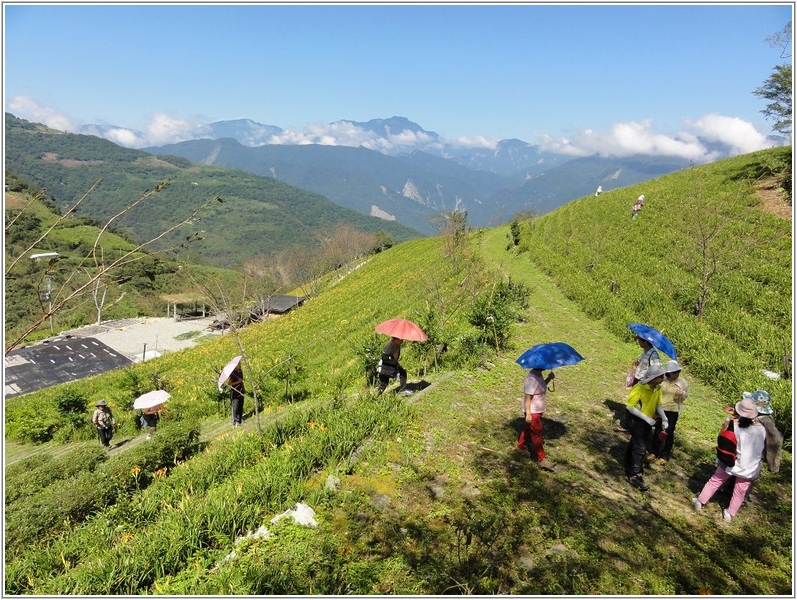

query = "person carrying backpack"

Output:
[[692, 397, 766, 522], [376, 337, 408, 395], [92, 399, 115, 448]]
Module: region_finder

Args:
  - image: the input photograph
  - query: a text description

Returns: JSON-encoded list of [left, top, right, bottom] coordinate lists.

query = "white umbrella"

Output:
[[133, 390, 171, 410], [218, 355, 243, 391]]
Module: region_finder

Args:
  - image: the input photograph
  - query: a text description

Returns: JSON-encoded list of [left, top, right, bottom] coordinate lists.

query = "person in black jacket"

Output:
[[376, 337, 408, 395], [228, 364, 245, 426]]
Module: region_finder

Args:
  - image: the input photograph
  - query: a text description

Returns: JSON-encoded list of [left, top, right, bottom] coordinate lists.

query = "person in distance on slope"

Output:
[[692, 397, 765, 522], [595, 185, 603, 196], [624, 365, 668, 491], [517, 367, 556, 471], [650, 360, 689, 464], [228, 364, 245, 426], [376, 336, 409, 395], [632, 194, 645, 219], [92, 399, 116, 448]]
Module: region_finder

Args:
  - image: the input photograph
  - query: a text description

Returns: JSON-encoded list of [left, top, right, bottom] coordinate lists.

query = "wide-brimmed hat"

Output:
[[663, 360, 682, 374], [95, 399, 107, 407], [640, 365, 665, 384], [752, 390, 773, 415], [734, 398, 758, 419]]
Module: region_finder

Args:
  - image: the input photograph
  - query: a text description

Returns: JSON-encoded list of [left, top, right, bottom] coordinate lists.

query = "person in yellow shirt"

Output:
[[624, 365, 668, 491]]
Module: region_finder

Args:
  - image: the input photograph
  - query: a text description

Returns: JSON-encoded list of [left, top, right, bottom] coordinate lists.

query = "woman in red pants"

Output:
[[517, 367, 556, 471]]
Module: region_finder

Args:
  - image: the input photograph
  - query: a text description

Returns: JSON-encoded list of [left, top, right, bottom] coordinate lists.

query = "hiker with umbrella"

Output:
[[219, 356, 245, 426], [515, 342, 584, 472], [374, 319, 428, 395], [133, 390, 170, 440], [627, 323, 676, 386]]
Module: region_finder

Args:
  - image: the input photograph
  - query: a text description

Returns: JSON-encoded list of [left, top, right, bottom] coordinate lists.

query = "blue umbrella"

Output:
[[516, 342, 585, 370], [628, 323, 677, 359]]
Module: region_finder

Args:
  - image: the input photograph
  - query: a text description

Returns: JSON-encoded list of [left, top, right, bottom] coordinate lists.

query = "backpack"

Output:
[[716, 419, 738, 467]]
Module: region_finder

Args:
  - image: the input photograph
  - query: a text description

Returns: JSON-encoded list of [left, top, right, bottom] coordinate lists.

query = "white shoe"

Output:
[[723, 509, 732, 522], [399, 389, 413, 396], [146, 434, 151, 441], [691, 498, 702, 511]]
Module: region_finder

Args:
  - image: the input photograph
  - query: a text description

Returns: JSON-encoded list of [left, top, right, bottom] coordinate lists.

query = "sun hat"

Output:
[[734, 398, 758, 419], [663, 360, 682, 374], [95, 399, 107, 407], [752, 390, 773, 415], [640, 365, 665, 384]]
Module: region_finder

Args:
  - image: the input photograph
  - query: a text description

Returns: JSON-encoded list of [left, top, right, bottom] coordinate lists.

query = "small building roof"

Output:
[[252, 295, 306, 315]]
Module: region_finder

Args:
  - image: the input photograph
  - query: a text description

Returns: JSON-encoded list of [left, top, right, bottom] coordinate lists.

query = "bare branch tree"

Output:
[[5, 182, 223, 354]]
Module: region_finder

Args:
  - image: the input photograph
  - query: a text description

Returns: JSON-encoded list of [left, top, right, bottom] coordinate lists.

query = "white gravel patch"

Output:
[[60, 316, 224, 362]]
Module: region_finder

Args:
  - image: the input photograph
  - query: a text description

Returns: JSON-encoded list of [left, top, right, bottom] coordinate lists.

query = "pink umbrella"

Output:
[[218, 355, 243, 391], [375, 318, 428, 342], [133, 390, 171, 410]]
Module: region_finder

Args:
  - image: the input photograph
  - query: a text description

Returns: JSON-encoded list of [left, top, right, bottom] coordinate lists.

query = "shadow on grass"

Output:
[[363, 404, 793, 595]]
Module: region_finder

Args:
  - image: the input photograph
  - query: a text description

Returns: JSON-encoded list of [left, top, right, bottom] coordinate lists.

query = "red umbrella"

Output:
[[375, 318, 428, 342]]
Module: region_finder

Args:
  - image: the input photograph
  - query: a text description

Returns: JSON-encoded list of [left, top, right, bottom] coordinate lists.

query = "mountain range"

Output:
[[4, 114, 420, 269], [11, 112, 693, 243], [138, 117, 691, 232]]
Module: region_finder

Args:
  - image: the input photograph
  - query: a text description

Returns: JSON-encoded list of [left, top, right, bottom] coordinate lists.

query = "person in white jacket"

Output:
[[692, 398, 766, 522]]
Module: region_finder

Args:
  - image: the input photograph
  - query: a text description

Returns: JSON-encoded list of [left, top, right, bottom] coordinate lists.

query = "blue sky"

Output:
[[4, 3, 793, 160]]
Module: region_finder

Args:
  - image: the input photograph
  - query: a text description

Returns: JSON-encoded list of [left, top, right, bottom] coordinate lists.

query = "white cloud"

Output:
[[6, 95, 78, 133], [143, 112, 198, 146], [687, 113, 772, 155], [5, 96, 778, 164], [535, 116, 776, 163], [101, 127, 147, 148]]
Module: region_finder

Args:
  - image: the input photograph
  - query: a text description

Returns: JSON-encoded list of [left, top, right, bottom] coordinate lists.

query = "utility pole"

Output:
[[44, 276, 53, 333], [29, 252, 60, 335]]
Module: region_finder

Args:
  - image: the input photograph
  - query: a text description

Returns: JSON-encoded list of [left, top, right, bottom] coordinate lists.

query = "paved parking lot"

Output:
[[4, 317, 221, 399]]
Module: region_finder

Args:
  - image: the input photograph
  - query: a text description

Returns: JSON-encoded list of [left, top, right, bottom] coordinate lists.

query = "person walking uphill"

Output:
[[92, 400, 115, 448], [228, 364, 245, 426], [624, 365, 668, 491], [377, 336, 408, 395], [692, 398, 766, 522], [651, 360, 689, 463], [517, 367, 556, 471], [632, 194, 645, 219]]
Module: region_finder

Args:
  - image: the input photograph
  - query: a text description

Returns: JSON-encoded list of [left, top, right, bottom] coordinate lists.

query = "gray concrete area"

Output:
[[4, 317, 223, 398]]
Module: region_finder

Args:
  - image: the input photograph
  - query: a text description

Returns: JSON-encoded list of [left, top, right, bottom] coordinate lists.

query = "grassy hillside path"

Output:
[[373, 225, 790, 594]]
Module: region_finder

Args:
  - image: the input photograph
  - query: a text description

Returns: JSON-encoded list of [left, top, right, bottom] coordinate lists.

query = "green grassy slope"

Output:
[[514, 146, 792, 437], [4, 149, 791, 594]]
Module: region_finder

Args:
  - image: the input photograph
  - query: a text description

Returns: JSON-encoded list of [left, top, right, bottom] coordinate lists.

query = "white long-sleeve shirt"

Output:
[[727, 422, 766, 480]]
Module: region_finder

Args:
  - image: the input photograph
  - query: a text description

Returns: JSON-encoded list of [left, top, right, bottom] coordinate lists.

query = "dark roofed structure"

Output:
[[252, 295, 306, 316]]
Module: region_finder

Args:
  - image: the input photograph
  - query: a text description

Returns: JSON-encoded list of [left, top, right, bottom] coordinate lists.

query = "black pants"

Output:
[[97, 427, 113, 447], [378, 365, 407, 392], [624, 414, 652, 477], [231, 391, 244, 425], [652, 410, 679, 459]]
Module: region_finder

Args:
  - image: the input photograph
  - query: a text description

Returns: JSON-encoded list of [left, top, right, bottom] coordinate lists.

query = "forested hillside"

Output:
[[4, 114, 420, 268], [4, 173, 243, 347]]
